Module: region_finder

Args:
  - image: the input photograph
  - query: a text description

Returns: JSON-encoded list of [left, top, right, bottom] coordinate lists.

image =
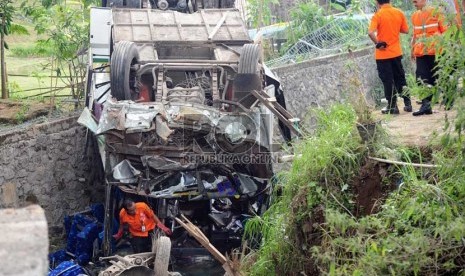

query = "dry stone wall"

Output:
[[0, 116, 104, 230], [271, 47, 381, 122]]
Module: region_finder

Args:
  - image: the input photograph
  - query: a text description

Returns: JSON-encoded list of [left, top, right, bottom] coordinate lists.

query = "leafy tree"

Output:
[[0, 0, 29, 99], [21, 0, 99, 108], [281, 1, 328, 53], [246, 0, 280, 28]]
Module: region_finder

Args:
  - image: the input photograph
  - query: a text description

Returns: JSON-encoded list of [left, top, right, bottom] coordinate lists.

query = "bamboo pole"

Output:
[[1, 13, 8, 99], [368, 156, 439, 168]]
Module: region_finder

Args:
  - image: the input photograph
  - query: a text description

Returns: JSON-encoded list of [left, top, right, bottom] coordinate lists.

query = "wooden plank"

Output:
[[172, 12, 183, 40], [199, 10, 212, 38], [129, 10, 135, 41], [267, 97, 277, 102], [208, 11, 229, 40], [251, 90, 302, 136], [174, 216, 227, 264], [146, 9, 155, 42], [223, 263, 237, 276], [256, 90, 294, 118]]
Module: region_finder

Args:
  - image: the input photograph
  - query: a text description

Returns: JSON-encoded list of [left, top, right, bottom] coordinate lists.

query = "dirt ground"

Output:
[[353, 161, 384, 216], [352, 100, 454, 217], [0, 100, 50, 124], [373, 99, 455, 148]]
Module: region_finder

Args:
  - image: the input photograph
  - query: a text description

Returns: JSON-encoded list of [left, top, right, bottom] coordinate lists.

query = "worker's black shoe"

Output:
[[403, 105, 412, 112], [381, 106, 400, 114], [412, 102, 432, 116]]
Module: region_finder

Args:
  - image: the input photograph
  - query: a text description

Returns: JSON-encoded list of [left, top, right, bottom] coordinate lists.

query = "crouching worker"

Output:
[[113, 199, 172, 253]]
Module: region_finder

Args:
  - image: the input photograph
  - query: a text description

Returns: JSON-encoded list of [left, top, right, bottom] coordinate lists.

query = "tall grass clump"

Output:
[[243, 104, 364, 275]]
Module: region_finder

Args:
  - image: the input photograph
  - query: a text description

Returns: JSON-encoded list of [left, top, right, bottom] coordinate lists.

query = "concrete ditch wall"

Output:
[[0, 205, 49, 276], [0, 116, 104, 232], [271, 47, 381, 121]]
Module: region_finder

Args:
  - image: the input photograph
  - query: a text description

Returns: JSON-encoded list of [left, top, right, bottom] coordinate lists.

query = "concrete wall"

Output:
[[0, 205, 48, 276], [271, 47, 381, 122], [0, 117, 104, 231]]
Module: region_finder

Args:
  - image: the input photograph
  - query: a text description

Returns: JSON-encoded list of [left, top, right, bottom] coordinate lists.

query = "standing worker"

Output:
[[368, 0, 412, 114], [411, 0, 448, 115], [113, 199, 172, 253]]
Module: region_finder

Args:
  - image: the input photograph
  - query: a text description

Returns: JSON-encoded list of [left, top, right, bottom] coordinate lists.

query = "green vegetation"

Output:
[[246, 0, 280, 28], [242, 25, 465, 275], [243, 105, 363, 275], [21, 0, 98, 107], [2, 0, 99, 107], [10, 42, 54, 58], [435, 26, 465, 113], [14, 101, 30, 123], [1, 0, 29, 99], [242, 101, 465, 274], [285, 1, 328, 48]]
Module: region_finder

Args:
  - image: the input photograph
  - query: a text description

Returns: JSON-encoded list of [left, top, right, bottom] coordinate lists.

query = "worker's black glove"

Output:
[[375, 41, 387, 49]]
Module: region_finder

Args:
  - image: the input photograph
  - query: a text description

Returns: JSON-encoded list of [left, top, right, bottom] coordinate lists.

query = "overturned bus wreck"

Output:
[[78, 2, 300, 273]]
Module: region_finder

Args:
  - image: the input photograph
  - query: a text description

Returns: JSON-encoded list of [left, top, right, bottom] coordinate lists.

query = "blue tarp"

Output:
[[48, 261, 85, 276]]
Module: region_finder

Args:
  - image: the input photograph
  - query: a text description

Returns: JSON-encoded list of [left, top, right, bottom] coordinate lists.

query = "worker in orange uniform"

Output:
[[411, 0, 448, 116], [368, 0, 412, 115], [113, 199, 172, 253]]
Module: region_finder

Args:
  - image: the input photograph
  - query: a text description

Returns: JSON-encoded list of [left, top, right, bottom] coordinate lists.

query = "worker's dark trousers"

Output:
[[130, 233, 153, 253], [376, 56, 411, 108], [416, 55, 437, 102]]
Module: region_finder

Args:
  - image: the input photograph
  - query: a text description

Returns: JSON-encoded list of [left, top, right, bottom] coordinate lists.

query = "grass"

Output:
[[10, 42, 54, 58], [5, 17, 72, 100], [241, 100, 465, 275], [242, 104, 363, 275], [237, 74, 465, 274]]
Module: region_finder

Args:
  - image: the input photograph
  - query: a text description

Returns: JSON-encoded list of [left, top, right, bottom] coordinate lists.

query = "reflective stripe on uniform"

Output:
[[413, 23, 439, 29]]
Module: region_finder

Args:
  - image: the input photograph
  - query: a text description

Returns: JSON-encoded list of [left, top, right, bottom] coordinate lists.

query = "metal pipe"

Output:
[[139, 63, 236, 72], [102, 180, 114, 256], [141, 59, 238, 64], [151, 66, 159, 101], [217, 66, 225, 88], [222, 78, 230, 101]]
